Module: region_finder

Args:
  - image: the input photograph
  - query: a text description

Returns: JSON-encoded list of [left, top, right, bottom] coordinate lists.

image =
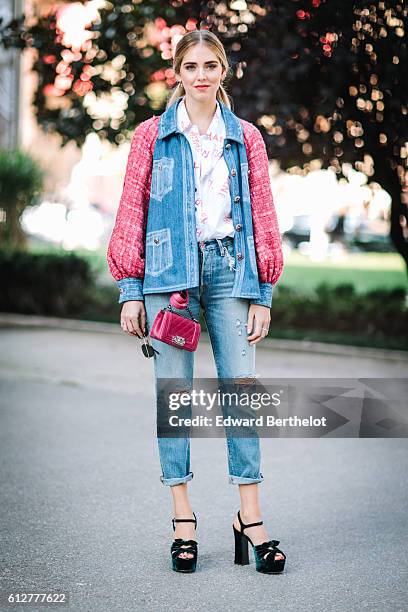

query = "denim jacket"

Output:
[[107, 97, 283, 308]]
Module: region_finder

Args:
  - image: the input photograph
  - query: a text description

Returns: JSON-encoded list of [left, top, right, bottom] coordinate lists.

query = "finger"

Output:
[[256, 328, 269, 343], [249, 335, 263, 346], [124, 316, 140, 337], [247, 317, 262, 341], [246, 310, 255, 335], [129, 315, 143, 337], [256, 319, 271, 344], [121, 318, 133, 335], [260, 320, 270, 337], [140, 308, 147, 336], [247, 321, 263, 346], [120, 316, 129, 333]]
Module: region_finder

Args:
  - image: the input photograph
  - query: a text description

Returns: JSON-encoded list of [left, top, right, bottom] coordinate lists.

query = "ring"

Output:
[[262, 327, 269, 332]]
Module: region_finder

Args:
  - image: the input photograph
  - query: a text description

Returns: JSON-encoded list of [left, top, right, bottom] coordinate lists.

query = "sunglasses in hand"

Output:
[[139, 332, 160, 358]]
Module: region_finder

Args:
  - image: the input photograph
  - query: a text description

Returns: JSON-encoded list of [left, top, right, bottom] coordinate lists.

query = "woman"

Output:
[[107, 30, 285, 574]]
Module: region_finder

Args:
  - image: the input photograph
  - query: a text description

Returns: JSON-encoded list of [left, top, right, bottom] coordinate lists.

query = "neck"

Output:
[[183, 95, 217, 124]]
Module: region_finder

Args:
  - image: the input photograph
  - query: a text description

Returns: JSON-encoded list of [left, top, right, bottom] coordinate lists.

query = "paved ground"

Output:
[[0, 322, 407, 612]]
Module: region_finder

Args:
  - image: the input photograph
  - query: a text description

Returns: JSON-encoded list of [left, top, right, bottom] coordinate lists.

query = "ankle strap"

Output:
[[237, 510, 263, 532], [172, 512, 197, 531]]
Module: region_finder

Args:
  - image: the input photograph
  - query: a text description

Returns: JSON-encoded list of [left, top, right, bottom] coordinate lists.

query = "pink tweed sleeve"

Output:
[[106, 117, 158, 281], [241, 121, 284, 286]]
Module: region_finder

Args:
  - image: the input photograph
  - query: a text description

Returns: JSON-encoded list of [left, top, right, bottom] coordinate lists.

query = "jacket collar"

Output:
[[157, 96, 244, 144]]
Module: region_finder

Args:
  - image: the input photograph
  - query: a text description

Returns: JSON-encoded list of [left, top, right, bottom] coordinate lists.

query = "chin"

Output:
[[191, 88, 212, 96]]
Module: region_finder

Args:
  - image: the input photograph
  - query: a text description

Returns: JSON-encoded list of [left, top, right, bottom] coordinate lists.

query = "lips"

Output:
[[195, 85, 209, 89]]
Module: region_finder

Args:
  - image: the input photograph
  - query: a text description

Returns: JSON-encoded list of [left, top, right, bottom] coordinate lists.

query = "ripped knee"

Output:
[[234, 376, 257, 386], [169, 387, 191, 394]]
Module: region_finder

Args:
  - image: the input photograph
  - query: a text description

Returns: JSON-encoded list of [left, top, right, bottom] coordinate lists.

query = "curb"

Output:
[[1, 312, 407, 362]]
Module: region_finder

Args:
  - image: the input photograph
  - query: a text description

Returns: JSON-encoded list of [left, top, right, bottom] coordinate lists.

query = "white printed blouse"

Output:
[[176, 96, 235, 243]]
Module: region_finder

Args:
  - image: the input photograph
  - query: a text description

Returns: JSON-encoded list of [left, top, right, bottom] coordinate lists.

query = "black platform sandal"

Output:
[[233, 510, 286, 574], [171, 512, 198, 573]]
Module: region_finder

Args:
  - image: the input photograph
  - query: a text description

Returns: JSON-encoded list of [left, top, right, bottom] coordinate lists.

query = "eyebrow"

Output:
[[182, 60, 219, 65]]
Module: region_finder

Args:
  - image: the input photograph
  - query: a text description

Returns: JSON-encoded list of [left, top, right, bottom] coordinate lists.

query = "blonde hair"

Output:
[[166, 30, 233, 110]]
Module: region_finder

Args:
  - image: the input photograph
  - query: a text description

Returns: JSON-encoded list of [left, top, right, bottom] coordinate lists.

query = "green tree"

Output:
[[0, 150, 44, 250]]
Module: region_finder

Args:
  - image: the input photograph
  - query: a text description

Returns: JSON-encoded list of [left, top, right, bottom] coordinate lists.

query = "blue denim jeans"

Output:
[[144, 236, 264, 486]]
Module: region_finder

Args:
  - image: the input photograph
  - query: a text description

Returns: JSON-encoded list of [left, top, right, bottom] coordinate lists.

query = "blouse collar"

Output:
[[177, 96, 223, 136]]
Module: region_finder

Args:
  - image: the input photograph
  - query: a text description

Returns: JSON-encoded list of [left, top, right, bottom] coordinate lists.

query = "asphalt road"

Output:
[[0, 324, 407, 612]]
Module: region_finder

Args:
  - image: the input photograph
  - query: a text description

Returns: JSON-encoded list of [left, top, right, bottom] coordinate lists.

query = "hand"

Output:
[[121, 300, 146, 337], [246, 304, 271, 346]]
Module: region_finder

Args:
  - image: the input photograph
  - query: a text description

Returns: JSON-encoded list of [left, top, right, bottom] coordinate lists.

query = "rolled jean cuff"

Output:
[[228, 472, 264, 485], [160, 471, 194, 486]]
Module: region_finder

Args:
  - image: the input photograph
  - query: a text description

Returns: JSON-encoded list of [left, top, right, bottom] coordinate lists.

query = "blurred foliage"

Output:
[[0, 249, 96, 316], [236, 0, 407, 272], [273, 282, 408, 340], [0, 0, 406, 268], [1, 249, 407, 349], [0, 150, 44, 250], [28, 241, 407, 293]]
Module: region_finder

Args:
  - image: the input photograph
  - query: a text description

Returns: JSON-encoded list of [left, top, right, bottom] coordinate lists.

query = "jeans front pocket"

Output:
[[151, 157, 174, 201], [145, 228, 173, 276], [246, 235, 258, 275]]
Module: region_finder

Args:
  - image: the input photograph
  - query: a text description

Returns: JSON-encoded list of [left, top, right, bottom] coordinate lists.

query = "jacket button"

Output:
[[154, 238, 159, 244], [231, 169, 236, 177], [234, 195, 240, 203], [225, 143, 231, 149], [237, 252, 244, 260], [235, 224, 242, 231]]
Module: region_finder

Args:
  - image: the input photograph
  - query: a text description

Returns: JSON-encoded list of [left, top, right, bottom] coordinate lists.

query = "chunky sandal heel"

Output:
[[171, 512, 198, 573], [233, 525, 249, 565], [233, 510, 286, 574]]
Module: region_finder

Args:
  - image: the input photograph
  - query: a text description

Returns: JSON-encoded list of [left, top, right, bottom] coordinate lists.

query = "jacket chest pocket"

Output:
[[151, 157, 174, 201], [145, 228, 173, 276]]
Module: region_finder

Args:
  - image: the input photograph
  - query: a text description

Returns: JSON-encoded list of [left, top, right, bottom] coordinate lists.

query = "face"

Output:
[[176, 44, 226, 102]]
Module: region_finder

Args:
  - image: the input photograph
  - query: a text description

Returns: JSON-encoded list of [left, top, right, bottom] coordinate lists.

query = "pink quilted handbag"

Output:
[[149, 290, 201, 351]]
